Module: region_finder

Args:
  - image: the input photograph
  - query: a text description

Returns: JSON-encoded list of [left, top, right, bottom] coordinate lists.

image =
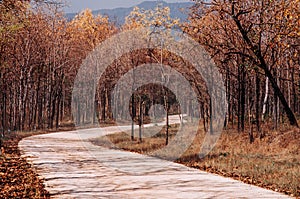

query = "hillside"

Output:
[[66, 1, 194, 25]]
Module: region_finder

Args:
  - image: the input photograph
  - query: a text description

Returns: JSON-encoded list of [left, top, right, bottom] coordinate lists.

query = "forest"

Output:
[[0, 0, 299, 140], [0, 0, 299, 197]]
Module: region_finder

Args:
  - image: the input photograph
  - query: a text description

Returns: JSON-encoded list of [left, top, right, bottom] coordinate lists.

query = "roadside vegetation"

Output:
[[92, 120, 300, 198]]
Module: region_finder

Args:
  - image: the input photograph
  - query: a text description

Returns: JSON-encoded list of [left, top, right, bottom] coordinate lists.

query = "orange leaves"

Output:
[[187, 0, 299, 68], [0, 137, 49, 198], [67, 9, 116, 50], [0, 0, 29, 45], [123, 4, 180, 30]]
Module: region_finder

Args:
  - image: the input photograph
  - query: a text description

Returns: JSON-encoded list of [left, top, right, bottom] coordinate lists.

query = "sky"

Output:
[[63, 0, 191, 13]]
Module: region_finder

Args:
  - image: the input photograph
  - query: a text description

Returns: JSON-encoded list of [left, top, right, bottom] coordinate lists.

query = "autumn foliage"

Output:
[[0, 1, 116, 133], [0, 0, 299, 196], [186, 0, 299, 136], [0, 0, 298, 136]]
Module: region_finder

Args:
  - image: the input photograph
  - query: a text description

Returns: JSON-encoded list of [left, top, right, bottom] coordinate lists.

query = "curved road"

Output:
[[19, 117, 291, 198]]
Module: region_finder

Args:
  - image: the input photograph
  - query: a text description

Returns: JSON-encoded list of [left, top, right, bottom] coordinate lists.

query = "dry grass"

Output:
[[94, 124, 179, 153], [92, 121, 300, 198]]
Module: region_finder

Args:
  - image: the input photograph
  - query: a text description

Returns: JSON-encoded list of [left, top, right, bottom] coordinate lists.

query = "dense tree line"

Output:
[[186, 0, 299, 141], [0, 0, 115, 134], [0, 0, 299, 143]]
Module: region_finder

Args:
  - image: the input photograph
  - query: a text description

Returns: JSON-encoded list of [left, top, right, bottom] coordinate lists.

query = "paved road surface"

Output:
[[19, 117, 292, 198]]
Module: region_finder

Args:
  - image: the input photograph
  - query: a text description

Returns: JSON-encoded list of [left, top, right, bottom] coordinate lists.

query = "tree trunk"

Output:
[[290, 66, 297, 113], [240, 63, 246, 132], [139, 99, 143, 143], [255, 70, 262, 137], [268, 68, 293, 126], [165, 96, 169, 145], [56, 93, 61, 129], [131, 94, 135, 141], [226, 66, 231, 128], [262, 77, 269, 121], [237, 62, 241, 132], [233, 15, 299, 127]]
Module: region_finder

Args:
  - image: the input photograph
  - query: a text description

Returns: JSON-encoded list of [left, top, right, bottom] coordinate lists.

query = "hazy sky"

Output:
[[64, 0, 191, 13]]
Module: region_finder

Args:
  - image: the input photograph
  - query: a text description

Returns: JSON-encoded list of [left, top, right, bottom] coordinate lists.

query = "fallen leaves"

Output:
[[0, 137, 50, 199]]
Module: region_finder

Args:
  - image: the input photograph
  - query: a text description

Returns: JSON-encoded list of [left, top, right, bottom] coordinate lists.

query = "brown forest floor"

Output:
[[93, 121, 300, 198], [0, 131, 50, 199]]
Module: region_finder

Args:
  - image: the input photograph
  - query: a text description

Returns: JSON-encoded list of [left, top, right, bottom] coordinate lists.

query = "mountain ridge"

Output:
[[66, 1, 193, 25]]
